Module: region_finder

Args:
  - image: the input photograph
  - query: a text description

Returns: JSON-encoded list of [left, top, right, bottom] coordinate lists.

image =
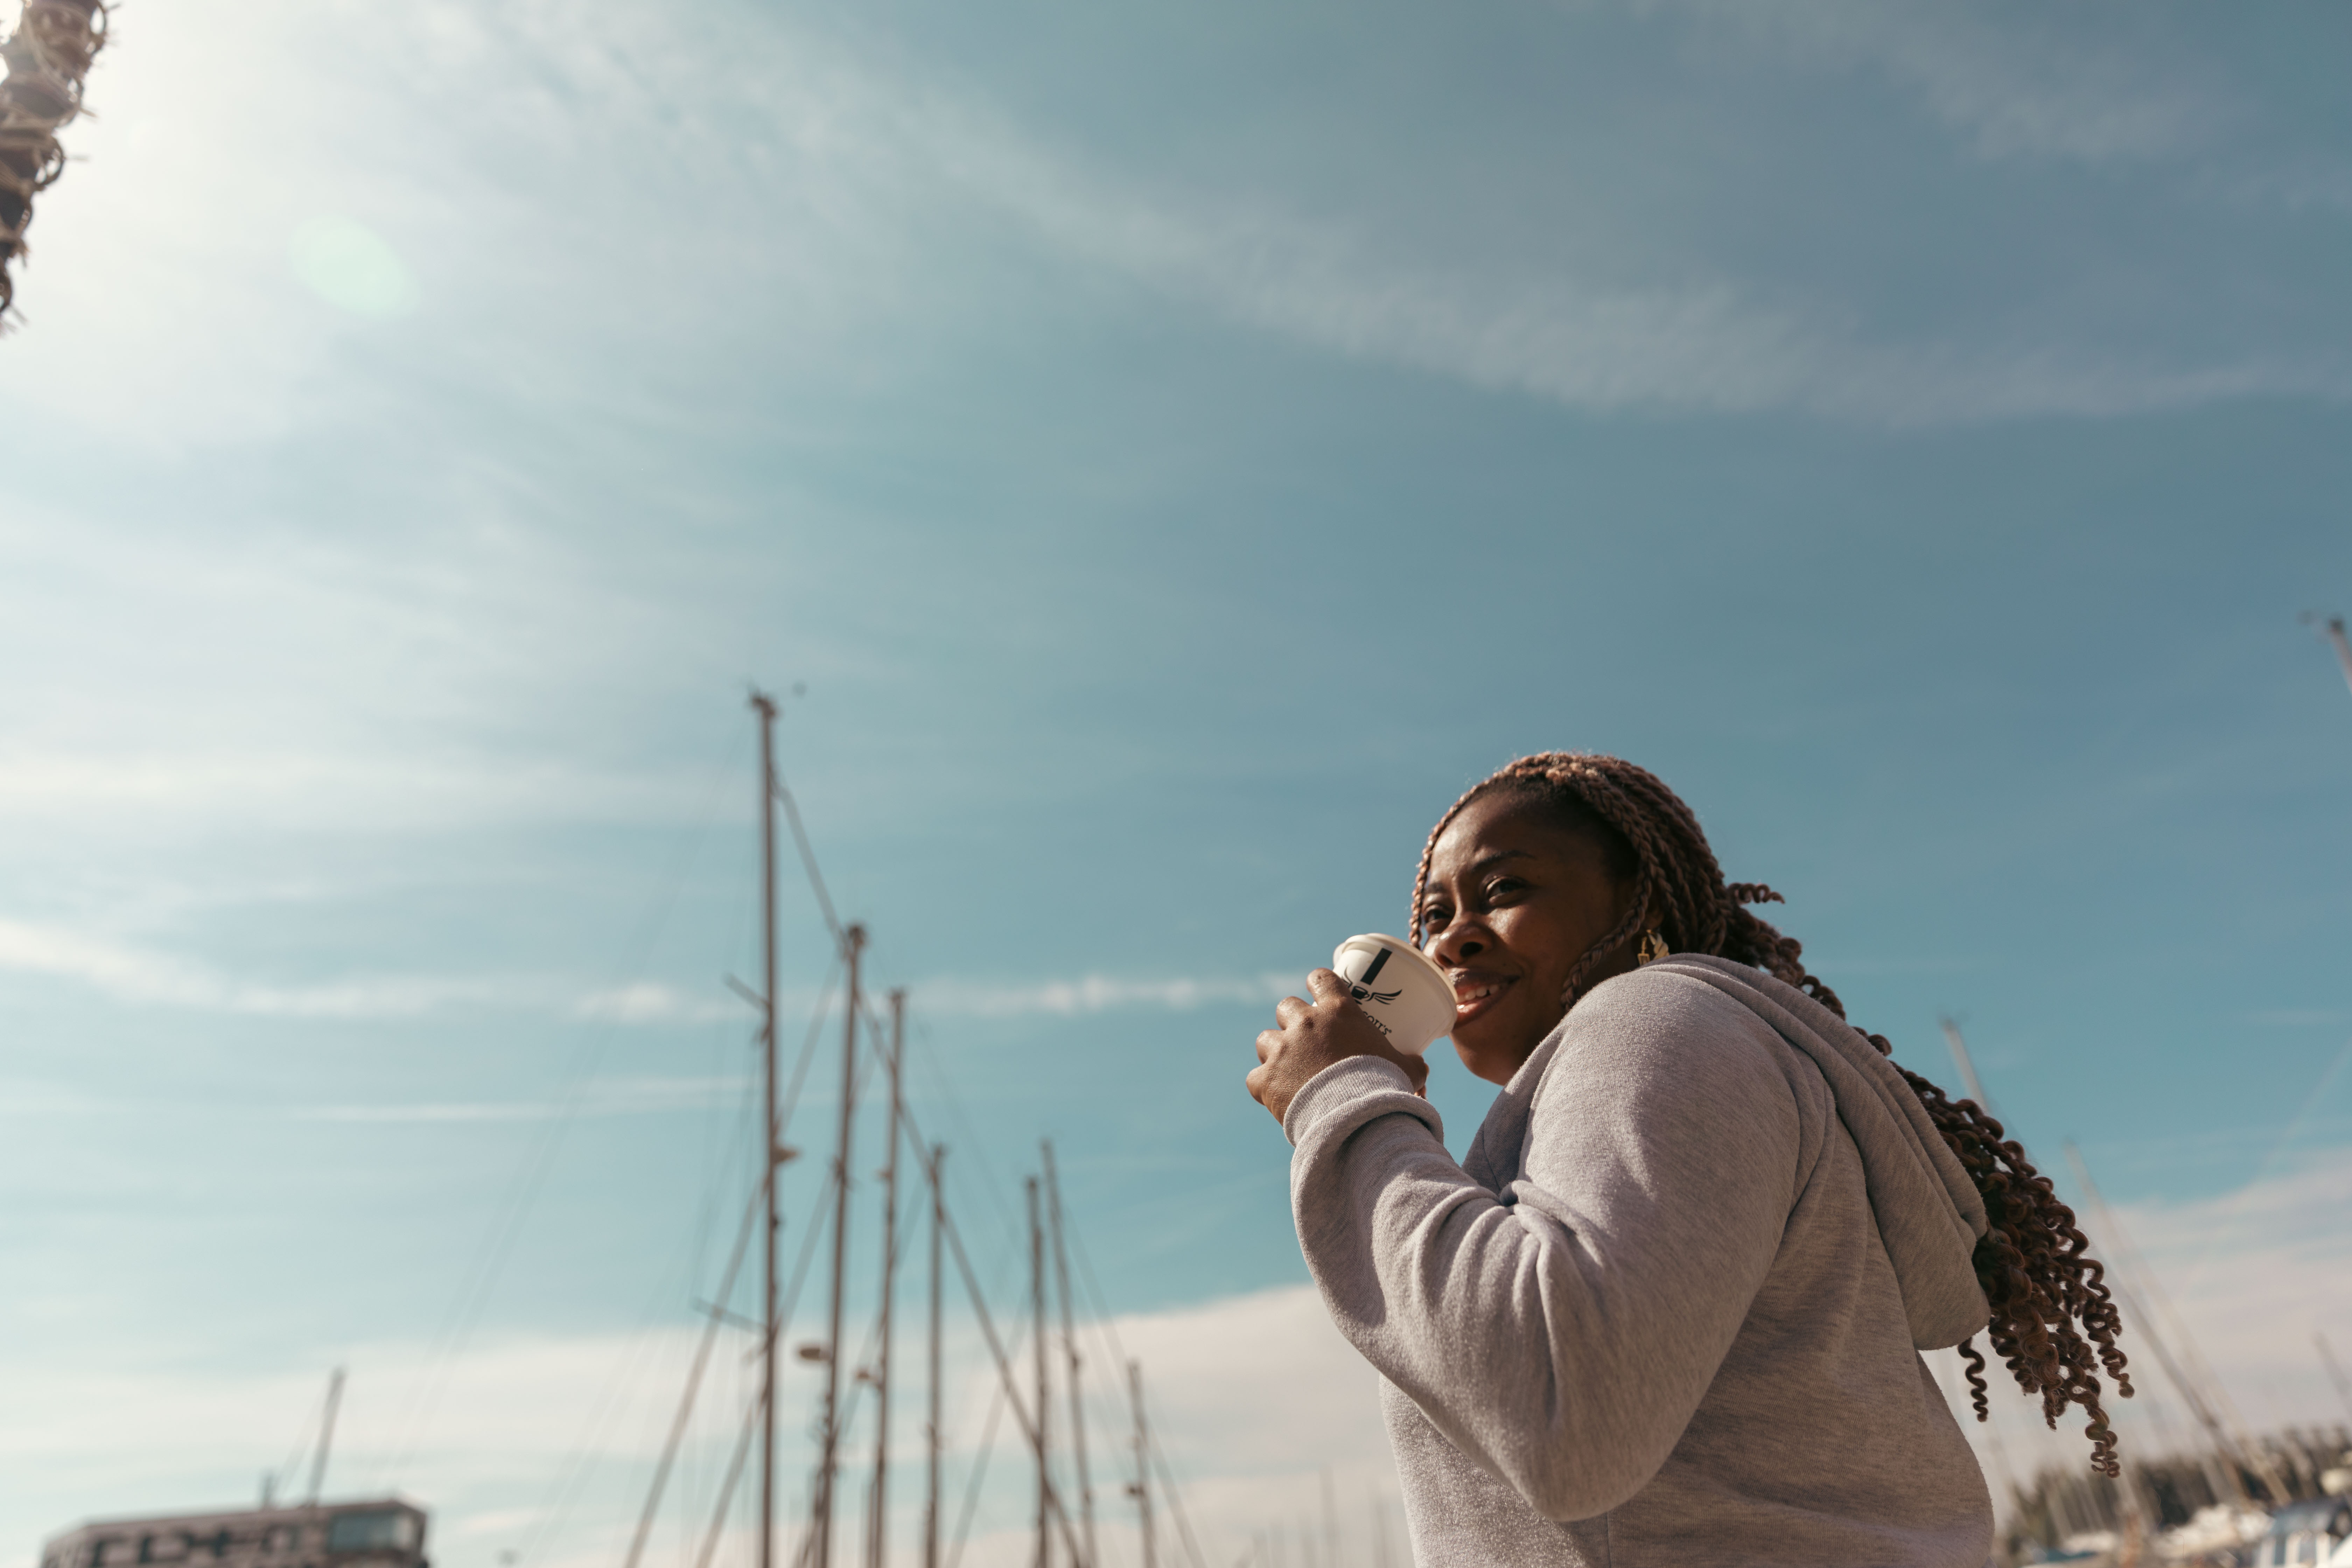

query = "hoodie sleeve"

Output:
[[1285, 970, 1815, 1522]]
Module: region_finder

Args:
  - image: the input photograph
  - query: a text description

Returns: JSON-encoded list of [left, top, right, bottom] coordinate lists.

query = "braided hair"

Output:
[[1411, 752, 2133, 1476]]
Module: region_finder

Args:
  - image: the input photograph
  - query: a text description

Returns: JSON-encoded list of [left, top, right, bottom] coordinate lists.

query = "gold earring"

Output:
[[1637, 929, 1668, 966]]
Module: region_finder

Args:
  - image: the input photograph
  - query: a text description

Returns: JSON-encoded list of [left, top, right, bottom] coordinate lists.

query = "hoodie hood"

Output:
[[1467, 954, 1991, 1351]]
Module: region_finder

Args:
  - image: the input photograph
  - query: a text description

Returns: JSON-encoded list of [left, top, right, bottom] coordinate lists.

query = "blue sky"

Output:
[[5, 0, 2352, 1562]]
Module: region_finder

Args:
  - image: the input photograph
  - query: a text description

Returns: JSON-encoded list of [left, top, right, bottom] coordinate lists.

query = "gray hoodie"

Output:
[[1284, 955, 1994, 1566]]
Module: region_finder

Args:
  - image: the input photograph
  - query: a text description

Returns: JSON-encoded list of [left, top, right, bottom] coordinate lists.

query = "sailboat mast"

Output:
[[1043, 1142, 1095, 1568], [1030, 1176, 1050, 1568], [1128, 1361, 1154, 1568], [869, 988, 907, 1568], [925, 1143, 947, 1568], [753, 691, 781, 1568], [816, 924, 866, 1568]]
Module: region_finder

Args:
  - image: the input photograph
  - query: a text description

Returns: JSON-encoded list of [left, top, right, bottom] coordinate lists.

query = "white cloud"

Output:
[[0, 1286, 1395, 1568]]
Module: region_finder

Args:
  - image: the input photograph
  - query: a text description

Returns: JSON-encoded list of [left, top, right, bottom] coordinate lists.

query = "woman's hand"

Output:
[[1247, 968, 1432, 1125]]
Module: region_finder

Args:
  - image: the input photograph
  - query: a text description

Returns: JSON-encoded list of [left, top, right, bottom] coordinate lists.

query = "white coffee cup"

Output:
[[1328, 933, 1456, 1057]]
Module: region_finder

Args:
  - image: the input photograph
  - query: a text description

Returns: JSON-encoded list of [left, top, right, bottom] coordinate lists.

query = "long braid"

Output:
[[1412, 752, 2133, 1476]]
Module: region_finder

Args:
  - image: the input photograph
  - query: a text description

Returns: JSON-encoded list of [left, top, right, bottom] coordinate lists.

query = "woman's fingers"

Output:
[[1251, 972, 1432, 1125]]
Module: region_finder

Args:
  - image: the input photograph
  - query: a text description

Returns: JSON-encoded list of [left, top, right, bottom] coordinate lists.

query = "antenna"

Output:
[[305, 1367, 345, 1504]]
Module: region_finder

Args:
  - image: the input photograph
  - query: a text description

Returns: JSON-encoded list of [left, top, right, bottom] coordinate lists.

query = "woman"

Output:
[[1247, 753, 2127, 1567]]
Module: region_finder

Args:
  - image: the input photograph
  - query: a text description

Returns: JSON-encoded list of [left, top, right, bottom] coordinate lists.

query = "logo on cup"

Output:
[[1344, 946, 1403, 1006], [1328, 934, 1456, 1057]]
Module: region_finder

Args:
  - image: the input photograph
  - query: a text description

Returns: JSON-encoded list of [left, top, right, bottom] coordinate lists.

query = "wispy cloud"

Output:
[[1650, 0, 2226, 165], [290, 1075, 747, 1124], [1031, 195, 2338, 422], [0, 748, 719, 829], [917, 972, 1297, 1018], [791, 9, 2342, 425], [0, 916, 522, 1018], [21, 0, 2331, 470], [570, 982, 744, 1026], [0, 914, 1300, 1025]]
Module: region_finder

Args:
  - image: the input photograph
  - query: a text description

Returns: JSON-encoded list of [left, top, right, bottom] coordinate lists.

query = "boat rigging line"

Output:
[[1061, 1188, 1211, 1568], [865, 988, 908, 1568], [2062, 1141, 2286, 1506], [945, 1381, 1008, 1568], [810, 921, 864, 1568], [757, 689, 786, 1568], [619, 691, 1209, 1568], [682, 1164, 841, 1568], [375, 721, 749, 1492], [621, 1171, 766, 1568], [926, 1141, 947, 1568], [1045, 1142, 1100, 1568]]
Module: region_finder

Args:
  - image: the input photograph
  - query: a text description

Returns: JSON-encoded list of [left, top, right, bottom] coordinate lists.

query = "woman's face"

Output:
[[1419, 792, 1644, 1085]]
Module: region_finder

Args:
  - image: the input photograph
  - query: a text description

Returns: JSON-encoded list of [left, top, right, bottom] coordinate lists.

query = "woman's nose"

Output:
[[1429, 927, 1484, 966]]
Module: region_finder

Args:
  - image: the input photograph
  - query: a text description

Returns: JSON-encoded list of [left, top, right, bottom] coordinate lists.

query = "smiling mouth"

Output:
[[1451, 975, 1516, 1022]]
